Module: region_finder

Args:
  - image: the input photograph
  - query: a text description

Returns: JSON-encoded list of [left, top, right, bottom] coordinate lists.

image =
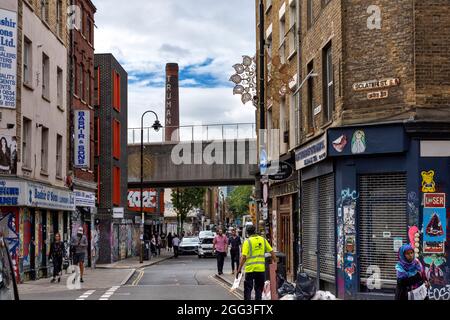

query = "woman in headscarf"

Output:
[[395, 244, 429, 300]]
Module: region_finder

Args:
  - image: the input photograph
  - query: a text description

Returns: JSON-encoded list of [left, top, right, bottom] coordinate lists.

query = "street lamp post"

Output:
[[140, 110, 162, 263]]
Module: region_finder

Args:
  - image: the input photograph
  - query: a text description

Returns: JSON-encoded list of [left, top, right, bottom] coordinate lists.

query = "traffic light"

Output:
[[249, 202, 257, 225]]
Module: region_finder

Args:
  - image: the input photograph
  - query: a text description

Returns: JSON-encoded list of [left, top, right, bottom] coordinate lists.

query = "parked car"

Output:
[[0, 237, 19, 300], [179, 237, 200, 255], [198, 236, 215, 258]]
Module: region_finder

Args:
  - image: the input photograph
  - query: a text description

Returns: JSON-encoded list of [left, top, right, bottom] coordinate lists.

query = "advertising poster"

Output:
[[423, 207, 446, 254], [0, 8, 17, 109]]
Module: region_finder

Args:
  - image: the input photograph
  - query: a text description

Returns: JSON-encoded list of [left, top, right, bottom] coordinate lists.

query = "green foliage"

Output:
[[171, 187, 206, 233], [227, 185, 253, 218]]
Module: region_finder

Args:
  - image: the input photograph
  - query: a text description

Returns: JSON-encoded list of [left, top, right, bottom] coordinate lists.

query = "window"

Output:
[[22, 118, 32, 168], [85, 71, 89, 104], [79, 64, 84, 101], [280, 96, 288, 153], [322, 0, 332, 8], [42, 53, 50, 99], [307, 0, 313, 29], [23, 37, 32, 85], [289, 93, 298, 150], [266, 0, 272, 13], [279, 13, 286, 64], [307, 61, 314, 131], [40, 0, 49, 23], [40, 127, 49, 173], [87, 18, 93, 44], [113, 71, 121, 111], [288, 0, 297, 57], [94, 67, 100, 106], [113, 166, 121, 206], [57, 67, 63, 107], [323, 43, 334, 122], [56, 0, 63, 37], [56, 134, 63, 178], [79, 7, 83, 34], [113, 119, 120, 159]]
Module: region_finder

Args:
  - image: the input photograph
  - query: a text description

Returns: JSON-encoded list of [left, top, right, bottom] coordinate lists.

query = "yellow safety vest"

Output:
[[243, 235, 271, 273]]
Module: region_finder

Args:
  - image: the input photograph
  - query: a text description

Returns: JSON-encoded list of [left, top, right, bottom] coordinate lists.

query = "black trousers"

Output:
[[216, 252, 226, 273], [173, 246, 179, 257], [244, 272, 265, 300], [52, 257, 63, 278], [230, 249, 240, 271]]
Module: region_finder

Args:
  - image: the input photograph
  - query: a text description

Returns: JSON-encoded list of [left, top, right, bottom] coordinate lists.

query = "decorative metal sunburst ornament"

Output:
[[229, 55, 257, 106]]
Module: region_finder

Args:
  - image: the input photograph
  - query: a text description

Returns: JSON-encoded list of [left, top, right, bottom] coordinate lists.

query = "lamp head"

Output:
[[152, 120, 162, 132]]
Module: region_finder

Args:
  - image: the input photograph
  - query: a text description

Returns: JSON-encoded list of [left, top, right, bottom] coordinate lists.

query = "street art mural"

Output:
[[0, 208, 20, 282], [421, 170, 436, 193], [112, 224, 119, 262], [91, 223, 100, 266], [20, 211, 31, 273], [351, 130, 366, 154], [337, 188, 359, 297], [407, 191, 419, 227]]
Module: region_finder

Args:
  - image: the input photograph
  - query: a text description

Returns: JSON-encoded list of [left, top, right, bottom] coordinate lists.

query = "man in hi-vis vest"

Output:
[[236, 225, 276, 300]]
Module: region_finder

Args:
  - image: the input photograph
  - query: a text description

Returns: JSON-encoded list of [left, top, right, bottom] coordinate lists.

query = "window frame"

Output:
[[56, 134, 63, 178], [22, 118, 32, 169], [113, 71, 121, 112], [322, 43, 334, 123], [42, 52, 50, 100], [113, 166, 121, 206], [57, 67, 63, 108], [307, 61, 314, 131], [40, 126, 49, 174], [113, 119, 121, 160], [23, 37, 32, 86]]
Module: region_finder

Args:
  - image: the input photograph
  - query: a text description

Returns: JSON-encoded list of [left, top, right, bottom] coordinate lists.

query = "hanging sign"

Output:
[[0, 9, 18, 109], [74, 110, 90, 168]]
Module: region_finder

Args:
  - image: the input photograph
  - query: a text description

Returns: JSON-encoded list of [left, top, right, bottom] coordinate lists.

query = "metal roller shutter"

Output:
[[301, 174, 335, 282], [302, 179, 318, 274], [358, 173, 407, 289], [319, 174, 335, 281]]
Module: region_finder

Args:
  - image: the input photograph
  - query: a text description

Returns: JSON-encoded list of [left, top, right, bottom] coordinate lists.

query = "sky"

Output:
[[94, 0, 256, 132]]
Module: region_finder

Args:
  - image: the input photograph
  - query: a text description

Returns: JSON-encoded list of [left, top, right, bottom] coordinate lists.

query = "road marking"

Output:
[[132, 269, 145, 286], [210, 275, 243, 300], [76, 290, 95, 300], [99, 286, 120, 300]]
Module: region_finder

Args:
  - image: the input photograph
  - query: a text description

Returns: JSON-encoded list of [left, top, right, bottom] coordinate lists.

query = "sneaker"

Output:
[[58, 277, 61, 283], [50, 278, 56, 283], [80, 278, 84, 283], [231, 271, 235, 275]]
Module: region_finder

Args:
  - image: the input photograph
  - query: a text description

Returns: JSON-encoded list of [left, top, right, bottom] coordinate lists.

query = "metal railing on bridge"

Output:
[[128, 123, 256, 144]]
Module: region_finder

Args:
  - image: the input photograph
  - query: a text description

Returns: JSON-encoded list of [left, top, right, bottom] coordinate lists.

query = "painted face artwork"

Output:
[[351, 130, 366, 154], [332, 134, 347, 153], [421, 170, 436, 193]]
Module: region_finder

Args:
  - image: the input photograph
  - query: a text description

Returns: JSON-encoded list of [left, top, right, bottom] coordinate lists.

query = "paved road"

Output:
[[112, 255, 241, 300], [18, 254, 241, 300]]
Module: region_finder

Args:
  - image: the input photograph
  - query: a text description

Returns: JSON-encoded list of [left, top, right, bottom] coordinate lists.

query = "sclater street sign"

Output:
[[269, 161, 293, 181]]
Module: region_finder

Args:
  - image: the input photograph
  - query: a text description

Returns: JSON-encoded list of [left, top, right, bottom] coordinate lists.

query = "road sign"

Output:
[[268, 161, 293, 181], [261, 206, 268, 220]]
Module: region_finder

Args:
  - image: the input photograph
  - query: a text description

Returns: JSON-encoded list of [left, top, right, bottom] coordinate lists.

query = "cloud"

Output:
[[94, 0, 256, 129]]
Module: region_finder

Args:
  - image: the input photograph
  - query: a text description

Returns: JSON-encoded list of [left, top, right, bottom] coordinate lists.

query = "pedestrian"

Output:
[[70, 227, 88, 283], [49, 232, 64, 283], [395, 244, 430, 300], [213, 228, 228, 275], [161, 233, 167, 250], [167, 232, 173, 252], [236, 225, 276, 300], [156, 233, 162, 256], [172, 234, 180, 258], [150, 235, 157, 257], [228, 228, 241, 275]]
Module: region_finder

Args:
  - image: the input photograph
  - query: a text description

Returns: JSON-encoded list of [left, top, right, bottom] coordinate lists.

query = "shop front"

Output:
[[0, 178, 74, 282], [73, 189, 96, 267]]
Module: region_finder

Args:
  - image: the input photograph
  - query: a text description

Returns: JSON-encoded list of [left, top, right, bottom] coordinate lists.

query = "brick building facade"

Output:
[[94, 53, 135, 263], [256, 0, 450, 299]]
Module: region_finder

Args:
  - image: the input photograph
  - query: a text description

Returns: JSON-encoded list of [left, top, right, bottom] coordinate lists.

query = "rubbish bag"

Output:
[[230, 273, 243, 292], [262, 281, 271, 300], [277, 273, 286, 289], [277, 281, 295, 298], [294, 272, 317, 300], [311, 291, 337, 300]]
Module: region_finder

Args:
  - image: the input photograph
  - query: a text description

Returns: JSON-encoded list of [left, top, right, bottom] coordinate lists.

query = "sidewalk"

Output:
[[215, 272, 245, 296], [95, 250, 173, 270]]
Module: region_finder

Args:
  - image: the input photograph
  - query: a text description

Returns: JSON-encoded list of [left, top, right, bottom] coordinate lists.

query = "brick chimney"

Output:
[[165, 63, 180, 142]]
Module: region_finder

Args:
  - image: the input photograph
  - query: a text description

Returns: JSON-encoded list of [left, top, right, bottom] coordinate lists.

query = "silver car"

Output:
[[198, 236, 215, 258], [179, 237, 200, 255]]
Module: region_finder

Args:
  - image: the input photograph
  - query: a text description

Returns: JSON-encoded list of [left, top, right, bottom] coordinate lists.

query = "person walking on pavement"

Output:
[[167, 232, 173, 252], [70, 227, 88, 283], [172, 234, 180, 258], [395, 244, 429, 300], [49, 232, 64, 283], [150, 235, 157, 257], [236, 225, 276, 300], [228, 228, 241, 275], [156, 233, 162, 256], [213, 228, 228, 275], [161, 233, 167, 250]]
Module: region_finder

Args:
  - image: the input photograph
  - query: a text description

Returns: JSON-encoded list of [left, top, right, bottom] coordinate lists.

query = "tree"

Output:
[[171, 187, 206, 234], [227, 186, 253, 218]]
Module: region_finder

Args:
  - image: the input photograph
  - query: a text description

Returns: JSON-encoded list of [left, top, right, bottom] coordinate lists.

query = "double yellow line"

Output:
[[131, 269, 145, 286], [211, 275, 243, 300]]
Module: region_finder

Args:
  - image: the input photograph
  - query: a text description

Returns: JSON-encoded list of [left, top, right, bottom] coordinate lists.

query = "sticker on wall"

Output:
[[345, 236, 355, 254], [393, 237, 403, 252], [351, 130, 366, 154], [421, 170, 436, 193], [332, 135, 348, 153], [423, 208, 446, 242], [343, 205, 356, 234], [424, 241, 445, 254]]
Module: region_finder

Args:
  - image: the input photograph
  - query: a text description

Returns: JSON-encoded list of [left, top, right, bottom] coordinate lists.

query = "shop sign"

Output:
[[0, 9, 18, 109], [268, 161, 293, 181], [424, 193, 445, 208], [0, 179, 25, 206], [74, 110, 90, 168], [295, 134, 327, 170], [352, 78, 399, 91], [74, 190, 96, 208], [27, 182, 75, 211], [113, 207, 124, 219]]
